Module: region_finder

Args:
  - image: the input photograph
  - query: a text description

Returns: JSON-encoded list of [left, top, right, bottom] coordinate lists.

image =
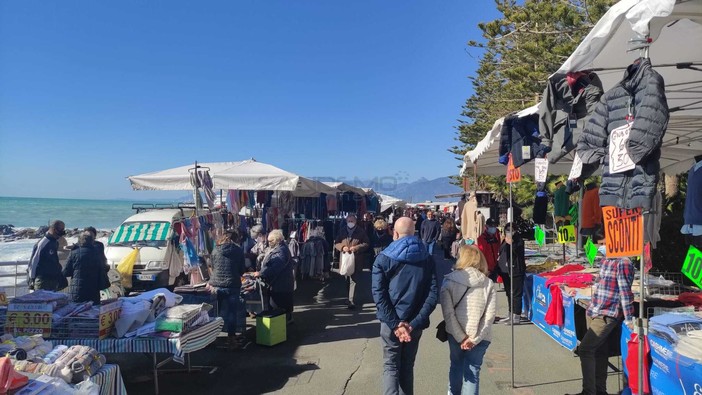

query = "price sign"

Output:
[[506, 154, 521, 183], [6, 303, 52, 337], [534, 158, 548, 183], [557, 225, 576, 244], [568, 152, 583, 180], [584, 238, 597, 267], [534, 226, 545, 246], [681, 245, 702, 289], [0, 289, 7, 306], [602, 206, 643, 258], [609, 123, 636, 174], [98, 300, 122, 339]]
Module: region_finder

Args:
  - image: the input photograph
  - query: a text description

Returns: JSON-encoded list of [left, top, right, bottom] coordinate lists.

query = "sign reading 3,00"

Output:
[[6, 303, 52, 337]]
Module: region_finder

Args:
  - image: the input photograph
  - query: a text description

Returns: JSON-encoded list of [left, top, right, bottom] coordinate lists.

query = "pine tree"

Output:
[[451, 0, 615, 209]]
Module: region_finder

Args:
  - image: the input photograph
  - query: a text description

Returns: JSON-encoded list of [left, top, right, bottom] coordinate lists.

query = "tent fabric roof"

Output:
[[322, 182, 368, 196], [463, 0, 702, 176], [128, 159, 337, 197], [378, 194, 407, 212]]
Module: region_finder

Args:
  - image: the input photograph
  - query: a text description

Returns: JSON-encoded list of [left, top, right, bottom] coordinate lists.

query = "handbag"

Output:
[[339, 252, 356, 276], [436, 286, 470, 342]]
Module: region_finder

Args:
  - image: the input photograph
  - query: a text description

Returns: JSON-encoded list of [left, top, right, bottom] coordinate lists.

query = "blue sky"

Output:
[[0, 1, 499, 200]]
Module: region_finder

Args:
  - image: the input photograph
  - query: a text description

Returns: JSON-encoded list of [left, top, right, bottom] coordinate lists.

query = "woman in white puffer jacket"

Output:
[[440, 245, 497, 395]]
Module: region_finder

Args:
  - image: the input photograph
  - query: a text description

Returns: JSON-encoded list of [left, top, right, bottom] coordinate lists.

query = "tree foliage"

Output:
[[452, 0, 615, 209]]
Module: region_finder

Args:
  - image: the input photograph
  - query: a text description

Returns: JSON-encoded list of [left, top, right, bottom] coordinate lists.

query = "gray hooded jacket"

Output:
[[576, 59, 668, 210]]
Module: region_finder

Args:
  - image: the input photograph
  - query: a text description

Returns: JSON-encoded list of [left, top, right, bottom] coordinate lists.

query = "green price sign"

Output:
[[534, 227, 545, 246], [681, 245, 702, 288], [584, 238, 597, 267], [557, 225, 576, 244]]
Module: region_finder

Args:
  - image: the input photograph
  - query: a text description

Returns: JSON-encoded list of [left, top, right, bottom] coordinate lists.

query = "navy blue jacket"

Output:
[[209, 243, 246, 289], [371, 236, 438, 331], [63, 245, 103, 304]]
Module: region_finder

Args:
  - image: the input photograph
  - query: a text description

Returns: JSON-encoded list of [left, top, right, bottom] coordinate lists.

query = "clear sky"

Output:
[[0, 1, 498, 200]]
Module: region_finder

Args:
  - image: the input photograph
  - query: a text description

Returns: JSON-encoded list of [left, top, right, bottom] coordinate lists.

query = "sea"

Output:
[[0, 196, 177, 262]]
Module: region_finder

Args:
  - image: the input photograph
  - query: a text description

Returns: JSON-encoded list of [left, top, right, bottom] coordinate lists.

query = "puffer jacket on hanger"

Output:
[[538, 71, 604, 164], [576, 58, 669, 210]]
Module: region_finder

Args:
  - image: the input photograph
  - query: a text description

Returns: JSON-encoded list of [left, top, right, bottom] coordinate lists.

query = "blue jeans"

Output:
[[216, 287, 242, 336], [448, 337, 490, 395], [424, 241, 436, 256], [380, 323, 423, 395]]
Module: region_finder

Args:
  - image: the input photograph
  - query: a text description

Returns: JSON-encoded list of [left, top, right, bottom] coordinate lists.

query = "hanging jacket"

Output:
[[498, 114, 542, 168], [577, 58, 669, 209], [539, 72, 604, 164]]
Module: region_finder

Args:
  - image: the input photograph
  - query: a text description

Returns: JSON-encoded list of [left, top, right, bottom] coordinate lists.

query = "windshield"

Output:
[[108, 221, 171, 248]]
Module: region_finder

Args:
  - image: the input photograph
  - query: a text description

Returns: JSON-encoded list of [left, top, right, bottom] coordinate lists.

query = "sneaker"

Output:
[[498, 316, 511, 324]]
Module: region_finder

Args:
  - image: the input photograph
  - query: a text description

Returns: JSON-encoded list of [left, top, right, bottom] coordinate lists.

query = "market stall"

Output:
[[460, 0, 702, 392], [0, 289, 223, 395]]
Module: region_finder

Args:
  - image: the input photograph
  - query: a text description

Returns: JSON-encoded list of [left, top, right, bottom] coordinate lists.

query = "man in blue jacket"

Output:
[[372, 216, 438, 395]]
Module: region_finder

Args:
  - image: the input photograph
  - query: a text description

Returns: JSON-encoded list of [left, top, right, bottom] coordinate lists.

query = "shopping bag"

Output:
[[116, 248, 139, 289], [339, 252, 355, 276]]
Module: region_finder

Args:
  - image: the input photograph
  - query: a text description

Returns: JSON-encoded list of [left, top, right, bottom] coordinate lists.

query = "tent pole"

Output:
[[509, 181, 515, 389], [577, 184, 584, 257], [638, 250, 646, 395]]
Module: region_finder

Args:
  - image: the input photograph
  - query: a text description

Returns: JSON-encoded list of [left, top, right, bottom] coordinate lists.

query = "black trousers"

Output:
[[501, 274, 525, 315], [441, 237, 454, 259]]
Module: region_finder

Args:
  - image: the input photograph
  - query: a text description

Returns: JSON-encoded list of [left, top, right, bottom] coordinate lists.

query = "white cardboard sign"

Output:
[[534, 158, 548, 183], [568, 152, 583, 180], [609, 123, 636, 174]]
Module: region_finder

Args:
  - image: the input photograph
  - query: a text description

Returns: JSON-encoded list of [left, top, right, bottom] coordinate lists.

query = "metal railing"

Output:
[[0, 260, 31, 298]]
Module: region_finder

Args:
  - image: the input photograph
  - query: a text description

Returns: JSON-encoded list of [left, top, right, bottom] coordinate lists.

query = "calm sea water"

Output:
[[0, 196, 175, 262]]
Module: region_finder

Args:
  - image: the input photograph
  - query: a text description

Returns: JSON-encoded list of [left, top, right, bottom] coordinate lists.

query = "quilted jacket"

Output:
[[576, 58, 668, 210]]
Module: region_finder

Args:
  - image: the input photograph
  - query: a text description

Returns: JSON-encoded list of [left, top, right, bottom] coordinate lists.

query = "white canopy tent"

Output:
[[463, 0, 702, 177], [128, 159, 337, 197], [378, 194, 407, 212], [322, 182, 368, 197]]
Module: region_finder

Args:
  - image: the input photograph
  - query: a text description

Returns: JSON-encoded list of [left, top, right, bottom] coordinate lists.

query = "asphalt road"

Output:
[[112, 250, 626, 395]]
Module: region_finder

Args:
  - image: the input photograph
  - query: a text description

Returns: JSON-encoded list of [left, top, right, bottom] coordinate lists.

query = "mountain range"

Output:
[[350, 176, 463, 203]]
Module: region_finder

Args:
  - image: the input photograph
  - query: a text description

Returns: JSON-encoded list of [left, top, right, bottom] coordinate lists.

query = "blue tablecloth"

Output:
[[523, 273, 579, 351]]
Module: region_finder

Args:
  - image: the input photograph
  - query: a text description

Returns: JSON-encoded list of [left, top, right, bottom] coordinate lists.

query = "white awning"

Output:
[[463, 0, 702, 176], [128, 159, 337, 197], [378, 194, 406, 212], [322, 182, 368, 196]]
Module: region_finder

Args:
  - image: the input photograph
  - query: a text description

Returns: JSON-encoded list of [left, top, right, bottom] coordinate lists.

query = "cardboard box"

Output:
[[256, 311, 286, 346]]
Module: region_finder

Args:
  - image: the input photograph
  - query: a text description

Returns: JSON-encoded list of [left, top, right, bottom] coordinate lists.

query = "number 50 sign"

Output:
[[682, 245, 702, 289]]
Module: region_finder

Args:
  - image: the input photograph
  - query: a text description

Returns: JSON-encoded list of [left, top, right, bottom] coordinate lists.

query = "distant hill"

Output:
[[350, 177, 463, 203]]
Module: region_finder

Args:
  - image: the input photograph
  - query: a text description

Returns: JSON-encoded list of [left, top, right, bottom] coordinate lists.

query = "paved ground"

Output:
[[112, 251, 626, 395]]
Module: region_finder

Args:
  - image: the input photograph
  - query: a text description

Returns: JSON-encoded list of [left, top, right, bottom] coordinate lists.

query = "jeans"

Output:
[[448, 337, 490, 395], [216, 287, 241, 336], [380, 323, 423, 395], [578, 315, 621, 395], [424, 241, 436, 256]]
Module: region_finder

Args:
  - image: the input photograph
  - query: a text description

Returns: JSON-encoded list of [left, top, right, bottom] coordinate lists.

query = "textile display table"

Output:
[[52, 317, 223, 394], [620, 319, 702, 394], [523, 273, 581, 351], [19, 364, 127, 395]]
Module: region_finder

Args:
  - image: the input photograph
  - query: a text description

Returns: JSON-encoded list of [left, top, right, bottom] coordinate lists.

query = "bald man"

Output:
[[372, 216, 438, 395]]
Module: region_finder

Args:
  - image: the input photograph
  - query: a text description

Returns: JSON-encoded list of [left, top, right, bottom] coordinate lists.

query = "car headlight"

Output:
[[146, 261, 168, 270]]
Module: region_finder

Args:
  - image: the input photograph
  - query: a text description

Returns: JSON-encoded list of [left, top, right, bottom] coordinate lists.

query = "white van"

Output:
[[104, 206, 192, 291]]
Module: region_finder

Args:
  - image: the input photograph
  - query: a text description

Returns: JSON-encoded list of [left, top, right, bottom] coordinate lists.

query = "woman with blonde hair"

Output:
[[370, 218, 393, 258], [440, 245, 497, 394]]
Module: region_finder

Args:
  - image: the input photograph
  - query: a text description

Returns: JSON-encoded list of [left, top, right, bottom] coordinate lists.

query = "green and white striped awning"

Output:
[[109, 222, 171, 244]]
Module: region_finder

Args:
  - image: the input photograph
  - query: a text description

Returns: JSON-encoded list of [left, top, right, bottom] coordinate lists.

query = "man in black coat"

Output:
[[496, 223, 526, 325], [28, 220, 66, 291]]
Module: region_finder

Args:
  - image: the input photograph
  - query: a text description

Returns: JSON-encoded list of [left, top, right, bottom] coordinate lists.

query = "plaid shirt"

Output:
[[587, 258, 635, 321]]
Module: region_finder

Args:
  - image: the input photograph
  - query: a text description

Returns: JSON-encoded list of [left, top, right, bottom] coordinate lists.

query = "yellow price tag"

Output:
[[6, 303, 52, 337], [98, 301, 122, 339], [557, 225, 576, 244]]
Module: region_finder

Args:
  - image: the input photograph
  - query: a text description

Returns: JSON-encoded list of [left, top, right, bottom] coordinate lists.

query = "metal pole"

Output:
[[577, 184, 584, 256], [509, 181, 515, 389], [638, 251, 646, 395]]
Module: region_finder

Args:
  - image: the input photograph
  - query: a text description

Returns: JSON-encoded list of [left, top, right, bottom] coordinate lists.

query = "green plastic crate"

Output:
[[256, 312, 286, 346]]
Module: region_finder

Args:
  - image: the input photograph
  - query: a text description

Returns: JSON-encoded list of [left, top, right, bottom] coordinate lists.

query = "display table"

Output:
[[523, 273, 581, 351], [19, 364, 127, 395], [51, 317, 223, 394]]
